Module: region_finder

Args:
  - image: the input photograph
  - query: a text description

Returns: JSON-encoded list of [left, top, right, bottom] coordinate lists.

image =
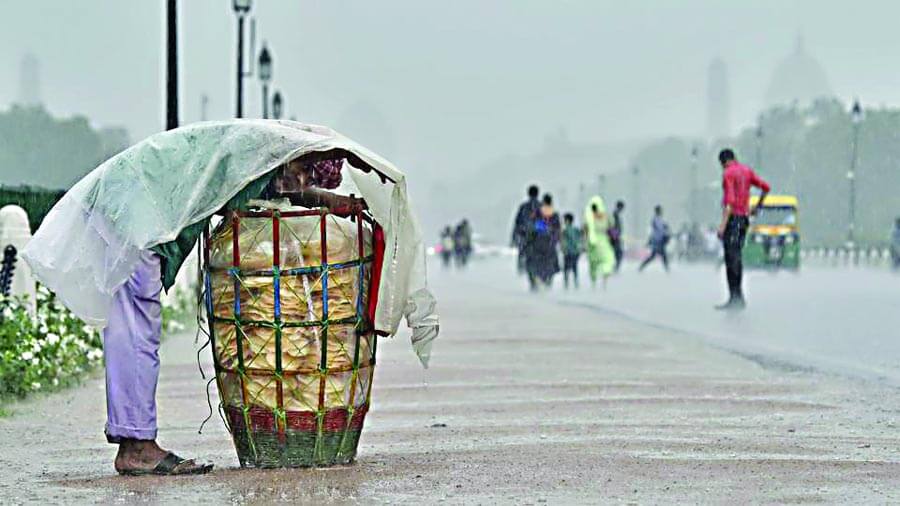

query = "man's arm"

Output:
[[718, 204, 732, 239], [752, 191, 769, 216], [750, 171, 771, 215], [282, 188, 361, 212], [511, 204, 525, 246], [719, 173, 735, 238]]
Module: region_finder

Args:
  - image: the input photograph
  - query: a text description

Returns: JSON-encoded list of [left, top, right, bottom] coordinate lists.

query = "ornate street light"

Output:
[[233, 0, 254, 118], [847, 99, 863, 247], [272, 91, 283, 120], [258, 44, 272, 118]]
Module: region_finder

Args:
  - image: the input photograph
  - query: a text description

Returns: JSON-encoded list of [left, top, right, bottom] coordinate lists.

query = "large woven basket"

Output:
[[202, 199, 380, 467]]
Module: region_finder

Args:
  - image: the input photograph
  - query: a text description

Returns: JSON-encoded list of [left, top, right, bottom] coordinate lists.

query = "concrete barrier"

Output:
[[0, 205, 36, 313]]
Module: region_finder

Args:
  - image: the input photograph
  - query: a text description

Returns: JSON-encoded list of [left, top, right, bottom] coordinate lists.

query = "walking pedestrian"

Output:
[[511, 185, 541, 277], [584, 196, 615, 289], [526, 194, 561, 289], [639, 205, 671, 272], [561, 213, 583, 289], [440, 226, 454, 269], [716, 148, 770, 310], [454, 219, 473, 268], [890, 217, 900, 270], [610, 200, 625, 271]]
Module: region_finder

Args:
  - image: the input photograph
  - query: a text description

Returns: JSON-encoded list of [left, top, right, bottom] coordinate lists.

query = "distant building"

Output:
[[707, 58, 730, 139], [18, 53, 42, 106], [765, 35, 832, 107]]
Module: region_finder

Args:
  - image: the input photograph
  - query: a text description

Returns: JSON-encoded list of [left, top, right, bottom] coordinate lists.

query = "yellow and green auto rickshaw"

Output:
[[743, 194, 800, 270]]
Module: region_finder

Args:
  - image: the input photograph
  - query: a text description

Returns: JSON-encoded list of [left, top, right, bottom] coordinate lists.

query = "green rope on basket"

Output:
[[241, 403, 259, 461], [337, 257, 367, 458]]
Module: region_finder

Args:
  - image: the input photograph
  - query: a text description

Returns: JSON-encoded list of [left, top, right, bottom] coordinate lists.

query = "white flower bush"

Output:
[[1, 284, 196, 400], [0, 287, 103, 398]]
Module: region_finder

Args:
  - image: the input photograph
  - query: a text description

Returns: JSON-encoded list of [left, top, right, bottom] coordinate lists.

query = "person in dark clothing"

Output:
[[891, 217, 900, 270], [454, 219, 473, 267], [609, 200, 625, 271], [525, 194, 561, 289], [440, 226, 454, 268], [639, 205, 670, 272], [561, 213, 583, 289], [716, 148, 770, 310], [511, 185, 541, 278]]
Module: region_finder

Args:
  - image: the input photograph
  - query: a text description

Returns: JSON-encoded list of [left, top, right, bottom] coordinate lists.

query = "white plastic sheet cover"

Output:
[[23, 120, 439, 366]]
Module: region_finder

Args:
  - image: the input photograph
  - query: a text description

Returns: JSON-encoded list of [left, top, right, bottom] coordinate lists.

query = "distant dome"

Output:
[[765, 36, 832, 107]]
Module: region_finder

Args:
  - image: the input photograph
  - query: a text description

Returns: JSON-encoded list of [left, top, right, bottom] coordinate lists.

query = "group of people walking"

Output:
[[508, 148, 772, 311], [511, 186, 625, 291], [439, 219, 473, 269]]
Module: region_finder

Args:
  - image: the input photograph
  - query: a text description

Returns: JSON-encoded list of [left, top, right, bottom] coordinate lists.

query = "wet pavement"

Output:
[[1, 263, 899, 503], [551, 259, 900, 386]]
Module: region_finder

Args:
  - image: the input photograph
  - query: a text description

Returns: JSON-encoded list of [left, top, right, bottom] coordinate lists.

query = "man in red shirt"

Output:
[[717, 149, 770, 310]]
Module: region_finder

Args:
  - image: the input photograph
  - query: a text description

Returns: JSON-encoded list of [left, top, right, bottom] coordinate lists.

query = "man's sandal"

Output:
[[118, 452, 213, 476]]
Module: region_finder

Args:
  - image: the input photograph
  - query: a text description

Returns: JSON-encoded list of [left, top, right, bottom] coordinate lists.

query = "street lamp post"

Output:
[[631, 165, 640, 235], [272, 91, 283, 120], [755, 124, 763, 169], [847, 99, 863, 247], [258, 44, 272, 119], [233, 0, 253, 118], [690, 145, 698, 224], [166, 0, 178, 131]]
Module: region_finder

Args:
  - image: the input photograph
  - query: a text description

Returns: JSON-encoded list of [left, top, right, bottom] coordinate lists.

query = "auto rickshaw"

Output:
[[743, 194, 800, 270]]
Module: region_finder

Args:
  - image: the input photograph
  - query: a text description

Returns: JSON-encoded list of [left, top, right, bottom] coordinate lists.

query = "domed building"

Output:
[[765, 36, 832, 107]]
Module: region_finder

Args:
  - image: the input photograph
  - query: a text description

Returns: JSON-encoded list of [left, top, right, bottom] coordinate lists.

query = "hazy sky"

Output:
[[2, 0, 900, 183]]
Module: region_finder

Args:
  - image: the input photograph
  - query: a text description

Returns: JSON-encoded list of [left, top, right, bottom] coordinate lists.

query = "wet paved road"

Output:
[[0, 261, 898, 503], [463, 257, 900, 386]]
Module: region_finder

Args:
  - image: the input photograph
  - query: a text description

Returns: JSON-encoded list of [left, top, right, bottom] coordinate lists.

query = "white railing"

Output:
[[800, 245, 896, 268]]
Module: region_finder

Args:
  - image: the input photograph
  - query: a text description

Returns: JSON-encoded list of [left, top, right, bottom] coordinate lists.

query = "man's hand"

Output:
[[754, 192, 768, 217], [719, 204, 732, 239]]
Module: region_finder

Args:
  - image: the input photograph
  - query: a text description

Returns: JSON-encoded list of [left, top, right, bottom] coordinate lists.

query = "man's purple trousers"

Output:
[[103, 252, 162, 443]]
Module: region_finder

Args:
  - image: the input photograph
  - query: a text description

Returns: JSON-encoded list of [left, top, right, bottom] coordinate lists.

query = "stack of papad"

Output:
[[209, 210, 373, 411]]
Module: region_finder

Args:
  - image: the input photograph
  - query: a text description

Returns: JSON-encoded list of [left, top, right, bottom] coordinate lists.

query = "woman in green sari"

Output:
[[584, 196, 616, 289]]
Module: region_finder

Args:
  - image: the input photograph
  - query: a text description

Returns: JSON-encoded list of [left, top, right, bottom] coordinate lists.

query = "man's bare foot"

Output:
[[115, 439, 213, 476]]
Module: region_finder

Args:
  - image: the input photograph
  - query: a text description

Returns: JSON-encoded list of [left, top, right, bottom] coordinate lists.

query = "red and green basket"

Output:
[[201, 197, 384, 467]]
